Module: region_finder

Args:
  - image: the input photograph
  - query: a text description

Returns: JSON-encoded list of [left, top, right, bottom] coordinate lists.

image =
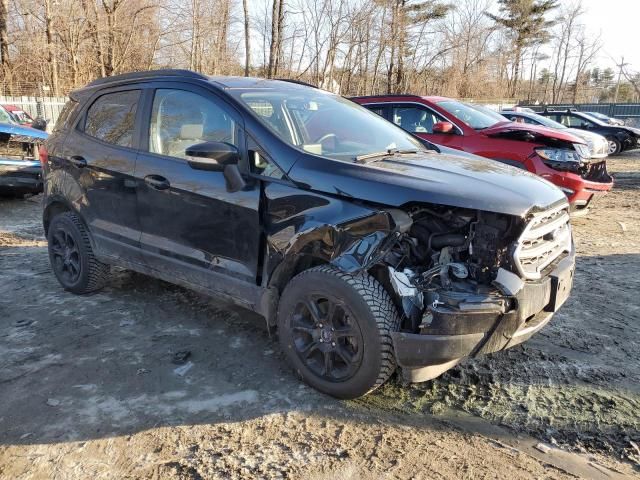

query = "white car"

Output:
[[501, 110, 609, 159]]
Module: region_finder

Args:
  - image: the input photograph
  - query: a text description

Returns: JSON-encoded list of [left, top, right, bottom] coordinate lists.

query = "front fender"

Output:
[[264, 183, 402, 289]]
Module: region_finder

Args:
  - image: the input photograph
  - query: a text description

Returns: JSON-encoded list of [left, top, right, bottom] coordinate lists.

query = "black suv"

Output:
[[42, 70, 575, 398], [539, 108, 640, 155]]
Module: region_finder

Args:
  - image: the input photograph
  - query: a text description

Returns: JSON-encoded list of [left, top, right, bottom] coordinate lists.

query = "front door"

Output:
[[388, 103, 465, 149], [134, 86, 262, 289]]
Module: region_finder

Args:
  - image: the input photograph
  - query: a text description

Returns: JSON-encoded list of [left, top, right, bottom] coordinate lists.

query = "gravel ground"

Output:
[[1, 154, 639, 479]]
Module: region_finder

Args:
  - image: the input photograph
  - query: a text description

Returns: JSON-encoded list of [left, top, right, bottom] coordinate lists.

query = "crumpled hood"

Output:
[[622, 126, 640, 136], [288, 150, 568, 217], [483, 121, 585, 145], [0, 122, 48, 141], [564, 127, 606, 143]]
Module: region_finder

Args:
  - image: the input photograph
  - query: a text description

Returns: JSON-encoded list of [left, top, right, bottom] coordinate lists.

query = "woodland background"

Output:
[[1, 0, 639, 103]]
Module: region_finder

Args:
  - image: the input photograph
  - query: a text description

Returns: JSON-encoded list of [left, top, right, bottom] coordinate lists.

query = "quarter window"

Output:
[[148, 89, 236, 160], [391, 106, 445, 134], [83, 90, 140, 147]]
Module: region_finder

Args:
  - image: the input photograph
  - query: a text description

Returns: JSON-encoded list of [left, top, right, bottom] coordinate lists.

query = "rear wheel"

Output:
[[47, 212, 110, 294], [277, 265, 400, 399], [607, 137, 621, 155]]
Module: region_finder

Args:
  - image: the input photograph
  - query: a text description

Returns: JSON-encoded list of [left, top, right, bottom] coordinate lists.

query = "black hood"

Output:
[[288, 150, 567, 217]]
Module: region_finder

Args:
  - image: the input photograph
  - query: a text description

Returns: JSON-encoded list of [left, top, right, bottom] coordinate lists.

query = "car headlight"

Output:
[[536, 147, 585, 162], [536, 147, 589, 174]]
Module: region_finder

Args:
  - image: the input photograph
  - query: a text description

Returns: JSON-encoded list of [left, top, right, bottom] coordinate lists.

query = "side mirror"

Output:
[[433, 121, 454, 134], [185, 141, 239, 171], [185, 141, 246, 192]]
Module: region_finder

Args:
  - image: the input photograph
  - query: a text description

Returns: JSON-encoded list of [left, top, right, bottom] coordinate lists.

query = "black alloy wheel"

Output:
[[50, 226, 82, 284], [290, 294, 363, 382], [277, 265, 400, 399], [47, 212, 110, 294]]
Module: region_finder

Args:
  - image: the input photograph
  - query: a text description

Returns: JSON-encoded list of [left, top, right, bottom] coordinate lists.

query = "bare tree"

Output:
[[243, 0, 250, 76]]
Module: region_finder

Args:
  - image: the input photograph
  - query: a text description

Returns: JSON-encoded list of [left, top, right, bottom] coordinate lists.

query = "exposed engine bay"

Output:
[[381, 205, 525, 333]]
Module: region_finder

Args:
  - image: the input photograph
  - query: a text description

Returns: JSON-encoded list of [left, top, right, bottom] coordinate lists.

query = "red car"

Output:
[[351, 95, 613, 213], [2, 104, 35, 127]]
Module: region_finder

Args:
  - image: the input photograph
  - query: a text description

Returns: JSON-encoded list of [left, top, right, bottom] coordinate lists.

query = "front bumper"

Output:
[[529, 155, 613, 211], [391, 250, 575, 381], [0, 160, 43, 192]]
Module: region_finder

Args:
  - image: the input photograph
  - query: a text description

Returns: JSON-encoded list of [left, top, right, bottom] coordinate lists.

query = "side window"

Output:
[[558, 114, 593, 128], [365, 105, 385, 117], [83, 90, 140, 147], [507, 115, 537, 125], [149, 89, 236, 160], [248, 136, 286, 180], [391, 105, 445, 134], [54, 99, 79, 132]]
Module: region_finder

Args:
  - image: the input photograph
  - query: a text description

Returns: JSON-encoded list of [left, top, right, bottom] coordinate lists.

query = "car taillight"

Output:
[[39, 145, 48, 167]]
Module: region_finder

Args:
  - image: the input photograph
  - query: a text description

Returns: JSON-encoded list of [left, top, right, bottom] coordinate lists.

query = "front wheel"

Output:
[[277, 265, 400, 399], [607, 137, 621, 155]]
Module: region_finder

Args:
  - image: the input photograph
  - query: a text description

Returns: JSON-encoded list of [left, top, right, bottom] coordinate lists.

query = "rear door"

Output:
[[134, 84, 262, 288], [56, 87, 144, 264]]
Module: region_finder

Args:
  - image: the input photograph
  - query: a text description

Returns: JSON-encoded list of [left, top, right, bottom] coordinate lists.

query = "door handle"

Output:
[[144, 174, 170, 190], [68, 155, 87, 168]]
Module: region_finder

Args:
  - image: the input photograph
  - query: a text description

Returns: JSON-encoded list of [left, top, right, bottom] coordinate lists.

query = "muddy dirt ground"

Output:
[[1, 154, 639, 479]]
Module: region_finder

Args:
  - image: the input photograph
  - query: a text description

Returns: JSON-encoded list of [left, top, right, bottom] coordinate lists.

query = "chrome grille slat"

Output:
[[513, 205, 572, 280]]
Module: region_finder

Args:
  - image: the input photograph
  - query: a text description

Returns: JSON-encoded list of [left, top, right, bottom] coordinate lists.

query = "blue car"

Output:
[[0, 122, 48, 196]]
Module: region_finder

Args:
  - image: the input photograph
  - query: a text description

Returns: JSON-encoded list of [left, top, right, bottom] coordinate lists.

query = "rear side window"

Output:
[[83, 90, 140, 147], [53, 99, 79, 132]]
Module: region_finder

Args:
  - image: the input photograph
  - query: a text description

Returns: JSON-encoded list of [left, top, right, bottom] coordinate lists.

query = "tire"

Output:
[[47, 211, 110, 294], [277, 265, 400, 399], [606, 137, 621, 155]]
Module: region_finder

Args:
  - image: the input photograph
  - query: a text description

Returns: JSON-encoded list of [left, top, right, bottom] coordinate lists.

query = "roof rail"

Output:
[[86, 69, 209, 88], [349, 94, 422, 100], [275, 78, 318, 88]]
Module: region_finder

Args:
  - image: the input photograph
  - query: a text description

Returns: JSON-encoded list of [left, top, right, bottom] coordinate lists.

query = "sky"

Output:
[[580, 0, 640, 72]]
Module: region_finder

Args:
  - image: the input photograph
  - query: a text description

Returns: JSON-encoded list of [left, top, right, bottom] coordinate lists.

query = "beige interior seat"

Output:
[[168, 123, 204, 158]]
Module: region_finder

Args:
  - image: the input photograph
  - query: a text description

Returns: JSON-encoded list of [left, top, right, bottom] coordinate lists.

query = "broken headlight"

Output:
[[536, 147, 588, 174]]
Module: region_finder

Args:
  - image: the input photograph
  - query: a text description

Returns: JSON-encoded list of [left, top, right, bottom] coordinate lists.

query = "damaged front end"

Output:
[[372, 203, 574, 382], [264, 183, 574, 383]]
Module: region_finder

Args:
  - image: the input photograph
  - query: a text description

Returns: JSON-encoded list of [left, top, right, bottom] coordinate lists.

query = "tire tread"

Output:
[[281, 265, 400, 396], [50, 212, 110, 293]]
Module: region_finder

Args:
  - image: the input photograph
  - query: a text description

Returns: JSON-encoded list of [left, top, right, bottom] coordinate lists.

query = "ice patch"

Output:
[[175, 390, 259, 413]]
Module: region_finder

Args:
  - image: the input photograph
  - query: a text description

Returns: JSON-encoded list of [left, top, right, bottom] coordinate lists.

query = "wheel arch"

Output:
[[43, 197, 76, 236]]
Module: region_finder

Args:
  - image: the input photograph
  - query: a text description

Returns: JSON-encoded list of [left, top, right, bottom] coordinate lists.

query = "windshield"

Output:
[[235, 89, 424, 161], [436, 100, 505, 130], [470, 104, 510, 123], [0, 106, 15, 125], [585, 112, 607, 120]]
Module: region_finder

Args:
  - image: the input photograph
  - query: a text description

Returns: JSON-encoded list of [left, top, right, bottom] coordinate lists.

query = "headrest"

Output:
[[180, 124, 203, 140]]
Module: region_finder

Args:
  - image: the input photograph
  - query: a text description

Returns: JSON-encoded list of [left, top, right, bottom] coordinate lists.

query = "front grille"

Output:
[[583, 161, 613, 183], [513, 205, 572, 280]]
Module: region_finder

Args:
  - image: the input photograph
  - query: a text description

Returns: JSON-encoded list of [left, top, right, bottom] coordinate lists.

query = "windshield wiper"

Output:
[[355, 148, 418, 163]]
